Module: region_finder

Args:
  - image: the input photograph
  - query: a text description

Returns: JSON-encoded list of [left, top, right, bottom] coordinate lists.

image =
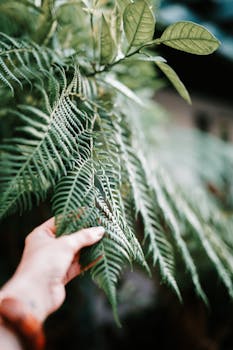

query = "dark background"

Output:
[[157, 0, 233, 103]]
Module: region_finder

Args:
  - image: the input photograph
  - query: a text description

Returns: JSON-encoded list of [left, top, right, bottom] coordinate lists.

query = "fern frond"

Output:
[[152, 169, 208, 303], [0, 73, 94, 218], [129, 102, 233, 301], [52, 162, 132, 323], [94, 114, 122, 211], [115, 115, 181, 299], [92, 193, 138, 325], [204, 226, 233, 275], [51, 110, 150, 318], [95, 194, 134, 262], [137, 142, 208, 303], [91, 237, 123, 326], [0, 32, 56, 92], [95, 113, 149, 268], [53, 158, 96, 236], [160, 168, 233, 298]]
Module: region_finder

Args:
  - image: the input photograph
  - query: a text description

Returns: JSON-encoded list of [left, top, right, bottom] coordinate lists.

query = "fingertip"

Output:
[[89, 226, 105, 237], [80, 226, 105, 244]]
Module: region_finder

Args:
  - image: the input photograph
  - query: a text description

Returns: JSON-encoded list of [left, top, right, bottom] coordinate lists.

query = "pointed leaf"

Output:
[[155, 61, 191, 104], [100, 14, 116, 64], [123, 0, 155, 50], [112, 6, 123, 53], [156, 21, 220, 55]]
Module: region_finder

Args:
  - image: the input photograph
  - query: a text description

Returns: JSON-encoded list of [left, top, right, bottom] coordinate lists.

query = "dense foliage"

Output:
[[1, 0, 232, 324]]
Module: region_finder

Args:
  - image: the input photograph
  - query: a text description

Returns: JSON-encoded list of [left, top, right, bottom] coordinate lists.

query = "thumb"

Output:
[[58, 226, 105, 252]]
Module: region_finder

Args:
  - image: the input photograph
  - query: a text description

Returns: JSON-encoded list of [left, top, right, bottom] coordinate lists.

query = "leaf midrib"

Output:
[[158, 37, 217, 43], [126, 1, 147, 51]]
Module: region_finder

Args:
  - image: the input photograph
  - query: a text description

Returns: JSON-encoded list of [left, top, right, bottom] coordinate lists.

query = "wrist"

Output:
[[0, 272, 49, 322], [0, 297, 46, 350]]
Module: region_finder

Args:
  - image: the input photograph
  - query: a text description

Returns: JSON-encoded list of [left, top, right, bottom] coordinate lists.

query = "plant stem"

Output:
[[87, 40, 157, 76]]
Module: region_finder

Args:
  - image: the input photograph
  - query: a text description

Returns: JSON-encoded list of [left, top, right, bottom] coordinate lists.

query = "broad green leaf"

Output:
[[117, 0, 131, 13], [155, 61, 191, 104], [156, 21, 220, 55], [123, 0, 155, 50], [112, 5, 123, 53], [100, 14, 115, 64], [100, 14, 116, 64]]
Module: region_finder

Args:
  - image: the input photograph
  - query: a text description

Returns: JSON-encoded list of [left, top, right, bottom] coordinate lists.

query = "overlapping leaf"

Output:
[[123, 0, 155, 50]]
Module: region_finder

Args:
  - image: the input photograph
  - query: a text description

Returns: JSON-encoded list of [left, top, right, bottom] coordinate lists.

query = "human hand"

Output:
[[0, 217, 104, 322]]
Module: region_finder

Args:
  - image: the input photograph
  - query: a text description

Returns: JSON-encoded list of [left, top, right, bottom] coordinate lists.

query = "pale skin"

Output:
[[0, 217, 105, 350]]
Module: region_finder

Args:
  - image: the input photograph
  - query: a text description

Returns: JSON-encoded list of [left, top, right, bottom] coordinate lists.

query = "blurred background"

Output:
[[0, 1, 233, 349], [156, 0, 233, 135]]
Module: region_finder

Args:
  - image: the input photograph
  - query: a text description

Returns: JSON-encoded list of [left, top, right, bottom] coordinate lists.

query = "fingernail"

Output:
[[91, 226, 105, 237]]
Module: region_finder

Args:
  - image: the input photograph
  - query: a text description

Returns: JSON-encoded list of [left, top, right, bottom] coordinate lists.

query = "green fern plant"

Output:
[[1, 0, 230, 325]]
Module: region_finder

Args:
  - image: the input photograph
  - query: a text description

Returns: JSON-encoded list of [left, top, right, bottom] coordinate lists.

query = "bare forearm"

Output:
[[0, 323, 23, 350]]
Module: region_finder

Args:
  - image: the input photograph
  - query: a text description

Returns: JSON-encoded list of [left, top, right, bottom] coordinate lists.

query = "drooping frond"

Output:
[[0, 71, 94, 218], [151, 168, 208, 303], [160, 169, 233, 297], [131, 120, 208, 302], [115, 114, 181, 299], [52, 110, 149, 320], [96, 112, 149, 267], [52, 163, 132, 324], [145, 125, 233, 298], [130, 101, 233, 300], [88, 191, 144, 325], [0, 32, 56, 93]]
